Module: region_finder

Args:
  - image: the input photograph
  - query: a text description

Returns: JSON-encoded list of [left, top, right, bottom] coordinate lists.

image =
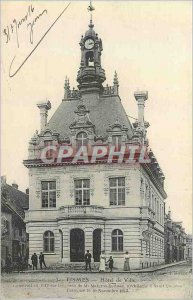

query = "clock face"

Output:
[[85, 38, 94, 50]]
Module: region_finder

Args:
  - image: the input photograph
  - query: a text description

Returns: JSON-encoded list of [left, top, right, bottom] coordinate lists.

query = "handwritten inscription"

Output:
[[27, 9, 48, 44], [3, 2, 71, 78], [3, 5, 47, 47]]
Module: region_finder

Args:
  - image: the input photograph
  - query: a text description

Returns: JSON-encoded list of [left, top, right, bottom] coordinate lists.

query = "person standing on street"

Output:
[[5, 254, 12, 274], [99, 251, 106, 272], [17, 255, 22, 272], [39, 252, 46, 269], [31, 253, 38, 270], [123, 251, 130, 271], [84, 250, 92, 271], [107, 256, 114, 272]]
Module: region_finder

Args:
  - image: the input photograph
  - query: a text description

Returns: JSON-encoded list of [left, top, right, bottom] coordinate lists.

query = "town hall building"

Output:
[[24, 12, 167, 269]]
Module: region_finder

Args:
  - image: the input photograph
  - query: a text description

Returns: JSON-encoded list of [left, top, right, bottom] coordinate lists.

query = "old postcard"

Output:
[[1, 1, 192, 299]]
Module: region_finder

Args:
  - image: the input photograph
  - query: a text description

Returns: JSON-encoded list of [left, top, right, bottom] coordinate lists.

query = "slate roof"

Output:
[[6, 185, 29, 210], [47, 94, 133, 140]]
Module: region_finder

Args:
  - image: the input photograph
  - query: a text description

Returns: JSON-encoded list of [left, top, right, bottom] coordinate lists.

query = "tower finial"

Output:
[[87, 0, 95, 25], [113, 71, 119, 85], [113, 71, 119, 95]]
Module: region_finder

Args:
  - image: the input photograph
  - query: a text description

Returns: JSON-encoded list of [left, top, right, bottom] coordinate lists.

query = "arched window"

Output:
[[43, 231, 54, 253], [112, 229, 123, 251], [76, 132, 88, 148]]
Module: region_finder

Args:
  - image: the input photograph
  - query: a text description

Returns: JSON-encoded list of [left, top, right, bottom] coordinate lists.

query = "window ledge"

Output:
[[43, 253, 56, 255], [41, 208, 57, 210]]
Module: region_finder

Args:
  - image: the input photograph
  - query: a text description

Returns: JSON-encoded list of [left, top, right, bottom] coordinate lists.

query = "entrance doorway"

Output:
[[70, 229, 85, 262], [93, 229, 102, 262]]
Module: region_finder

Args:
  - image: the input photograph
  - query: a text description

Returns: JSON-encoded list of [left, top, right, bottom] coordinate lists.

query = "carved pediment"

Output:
[[107, 121, 128, 133], [70, 104, 95, 131], [38, 128, 59, 142]]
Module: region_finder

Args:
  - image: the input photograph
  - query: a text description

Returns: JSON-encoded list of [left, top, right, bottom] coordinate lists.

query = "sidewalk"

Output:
[[13, 260, 187, 274]]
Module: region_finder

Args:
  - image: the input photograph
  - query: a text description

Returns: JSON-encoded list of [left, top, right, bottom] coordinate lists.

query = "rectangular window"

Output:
[[41, 181, 56, 208], [109, 177, 125, 206], [74, 179, 90, 205]]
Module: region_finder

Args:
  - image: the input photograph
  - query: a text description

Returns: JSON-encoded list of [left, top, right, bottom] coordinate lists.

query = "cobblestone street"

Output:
[[1, 262, 192, 299]]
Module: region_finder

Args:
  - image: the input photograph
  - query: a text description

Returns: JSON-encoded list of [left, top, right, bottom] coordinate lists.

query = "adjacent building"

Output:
[[164, 209, 187, 263], [185, 234, 192, 260], [24, 14, 167, 269], [1, 176, 29, 266]]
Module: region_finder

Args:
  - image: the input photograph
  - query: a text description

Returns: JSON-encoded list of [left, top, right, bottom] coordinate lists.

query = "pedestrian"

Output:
[[31, 253, 38, 270], [84, 250, 92, 271], [39, 252, 46, 269], [124, 251, 130, 271], [106, 256, 114, 272], [17, 255, 22, 272], [5, 253, 12, 274], [99, 251, 106, 272]]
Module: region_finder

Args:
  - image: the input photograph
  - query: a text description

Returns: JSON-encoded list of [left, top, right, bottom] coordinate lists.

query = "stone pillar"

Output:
[[37, 101, 51, 132], [134, 91, 148, 127], [61, 226, 70, 263], [85, 228, 93, 260]]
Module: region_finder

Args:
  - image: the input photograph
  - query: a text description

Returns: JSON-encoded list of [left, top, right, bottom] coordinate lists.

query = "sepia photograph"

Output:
[[1, 0, 192, 299]]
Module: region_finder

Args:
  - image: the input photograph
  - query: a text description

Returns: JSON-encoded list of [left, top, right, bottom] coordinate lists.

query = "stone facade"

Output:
[[24, 15, 167, 269], [25, 163, 166, 269]]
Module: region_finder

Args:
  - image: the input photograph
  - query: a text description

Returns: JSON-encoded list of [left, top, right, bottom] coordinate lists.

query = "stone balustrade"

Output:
[[58, 205, 104, 218]]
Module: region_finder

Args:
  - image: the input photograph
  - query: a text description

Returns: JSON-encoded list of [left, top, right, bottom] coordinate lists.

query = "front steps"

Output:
[[47, 262, 100, 271]]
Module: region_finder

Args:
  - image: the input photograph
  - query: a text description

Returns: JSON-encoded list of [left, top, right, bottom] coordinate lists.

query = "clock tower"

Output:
[[77, 19, 106, 95]]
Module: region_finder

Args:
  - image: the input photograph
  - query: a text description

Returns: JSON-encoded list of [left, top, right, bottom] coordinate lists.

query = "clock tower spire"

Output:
[[77, 2, 106, 95]]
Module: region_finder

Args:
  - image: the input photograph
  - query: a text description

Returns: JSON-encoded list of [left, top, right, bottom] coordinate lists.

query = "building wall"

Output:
[[1, 212, 12, 266], [28, 164, 141, 210], [26, 163, 165, 269], [185, 236, 192, 260]]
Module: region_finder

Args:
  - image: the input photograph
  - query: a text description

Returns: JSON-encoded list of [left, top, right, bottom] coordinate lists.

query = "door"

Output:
[[70, 229, 85, 262], [93, 229, 102, 262]]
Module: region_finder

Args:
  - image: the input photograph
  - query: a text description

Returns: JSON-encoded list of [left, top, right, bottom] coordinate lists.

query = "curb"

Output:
[[7, 261, 187, 274]]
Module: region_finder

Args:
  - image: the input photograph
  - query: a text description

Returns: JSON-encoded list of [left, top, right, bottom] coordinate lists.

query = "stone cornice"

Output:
[[142, 164, 167, 199]]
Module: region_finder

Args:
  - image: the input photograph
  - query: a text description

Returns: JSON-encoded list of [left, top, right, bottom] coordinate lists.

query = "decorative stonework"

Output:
[[104, 175, 109, 196], [125, 176, 131, 195], [70, 104, 95, 130], [36, 177, 61, 200], [103, 174, 130, 197], [140, 177, 145, 199]]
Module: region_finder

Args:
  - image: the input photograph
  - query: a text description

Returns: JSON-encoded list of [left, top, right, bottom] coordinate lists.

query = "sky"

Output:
[[1, 1, 192, 233]]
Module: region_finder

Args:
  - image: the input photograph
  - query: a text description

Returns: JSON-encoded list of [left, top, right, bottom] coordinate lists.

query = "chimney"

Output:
[[168, 206, 171, 219], [1, 176, 6, 186], [26, 188, 29, 195], [36, 101, 51, 132], [134, 91, 148, 127], [12, 183, 18, 189]]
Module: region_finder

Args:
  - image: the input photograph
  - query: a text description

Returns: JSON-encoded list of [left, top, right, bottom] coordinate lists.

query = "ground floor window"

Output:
[[43, 231, 54, 252], [112, 229, 123, 251]]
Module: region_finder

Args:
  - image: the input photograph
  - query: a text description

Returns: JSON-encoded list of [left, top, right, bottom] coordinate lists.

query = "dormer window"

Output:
[[112, 135, 122, 150], [76, 132, 88, 148]]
